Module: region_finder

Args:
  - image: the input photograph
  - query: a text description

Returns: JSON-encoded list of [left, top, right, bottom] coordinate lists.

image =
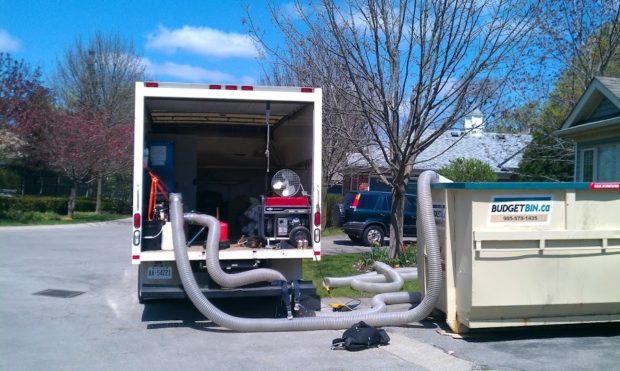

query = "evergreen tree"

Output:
[[438, 158, 498, 182]]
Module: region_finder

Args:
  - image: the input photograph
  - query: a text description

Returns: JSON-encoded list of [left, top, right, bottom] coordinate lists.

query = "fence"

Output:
[[0, 166, 131, 202]]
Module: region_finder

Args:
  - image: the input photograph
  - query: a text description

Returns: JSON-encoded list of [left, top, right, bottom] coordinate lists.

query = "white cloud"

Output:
[[144, 59, 255, 84], [145, 25, 259, 58], [0, 29, 21, 52], [280, 2, 308, 20]]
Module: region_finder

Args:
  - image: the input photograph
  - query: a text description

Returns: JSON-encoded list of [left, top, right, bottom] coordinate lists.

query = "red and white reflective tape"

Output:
[[589, 182, 620, 190]]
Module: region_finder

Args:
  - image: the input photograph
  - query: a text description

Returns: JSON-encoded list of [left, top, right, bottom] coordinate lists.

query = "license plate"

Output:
[[147, 265, 172, 280]]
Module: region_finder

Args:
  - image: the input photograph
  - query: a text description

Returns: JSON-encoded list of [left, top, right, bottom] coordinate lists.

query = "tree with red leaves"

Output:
[[41, 110, 103, 217], [0, 53, 45, 129], [2, 53, 133, 217], [21, 108, 132, 218], [0, 53, 50, 162], [54, 33, 145, 213]]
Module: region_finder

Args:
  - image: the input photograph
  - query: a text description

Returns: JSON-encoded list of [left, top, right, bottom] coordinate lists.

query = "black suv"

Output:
[[338, 191, 417, 246]]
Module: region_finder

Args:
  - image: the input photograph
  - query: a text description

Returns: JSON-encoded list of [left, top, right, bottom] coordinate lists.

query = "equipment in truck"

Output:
[[260, 169, 312, 248], [271, 169, 304, 197], [132, 81, 323, 309]]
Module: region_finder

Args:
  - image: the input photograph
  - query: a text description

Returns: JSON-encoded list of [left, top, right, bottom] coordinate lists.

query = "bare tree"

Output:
[[535, 0, 620, 99], [519, 0, 620, 181], [248, 9, 362, 226], [251, 0, 536, 257], [54, 32, 146, 212]]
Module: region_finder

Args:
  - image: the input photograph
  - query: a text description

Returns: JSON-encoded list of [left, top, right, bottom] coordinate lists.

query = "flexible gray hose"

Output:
[[170, 170, 442, 331], [350, 261, 404, 292], [184, 213, 286, 287], [324, 267, 418, 288], [316, 286, 422, 317]]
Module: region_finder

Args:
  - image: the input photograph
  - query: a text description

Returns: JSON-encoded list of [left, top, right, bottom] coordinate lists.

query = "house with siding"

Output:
[[556, 76, 620, 182], [341, 111, 532, 193]]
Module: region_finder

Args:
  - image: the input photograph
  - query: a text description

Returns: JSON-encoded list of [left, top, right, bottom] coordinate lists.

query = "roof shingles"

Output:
[[346, 131, 532, 174], [596, 76, 620, 98], [416, 131, 531, 172]]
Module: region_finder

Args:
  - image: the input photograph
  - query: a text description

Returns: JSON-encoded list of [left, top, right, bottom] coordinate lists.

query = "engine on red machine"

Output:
[[259, 169, 312, 247], [260, 196, 311, 247]]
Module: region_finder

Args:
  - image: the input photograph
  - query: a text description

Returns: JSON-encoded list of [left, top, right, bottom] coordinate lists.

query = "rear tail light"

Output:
[[314, 211, 321, 227], [133, 213, 141, 228], [351, 194, 361, 209], [133, 230, 141, 245]]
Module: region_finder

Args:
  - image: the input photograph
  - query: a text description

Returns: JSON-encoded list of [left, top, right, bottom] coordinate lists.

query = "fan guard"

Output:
[[271, 169, 301, 197]]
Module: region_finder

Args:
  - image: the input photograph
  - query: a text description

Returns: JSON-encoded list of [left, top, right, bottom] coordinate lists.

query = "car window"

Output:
[[378, 195, 390, 211], [358, 194, 379, 209], [405, 196, 416, 213], [343, 193, 356, 208]]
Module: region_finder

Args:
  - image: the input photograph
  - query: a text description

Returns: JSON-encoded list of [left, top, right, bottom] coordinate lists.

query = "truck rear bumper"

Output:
[[140, 282, 288, 300], [139, 280, 321, 316]]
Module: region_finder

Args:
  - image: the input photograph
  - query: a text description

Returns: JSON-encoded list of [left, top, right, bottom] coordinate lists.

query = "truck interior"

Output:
[[142, 97, 316, 242]]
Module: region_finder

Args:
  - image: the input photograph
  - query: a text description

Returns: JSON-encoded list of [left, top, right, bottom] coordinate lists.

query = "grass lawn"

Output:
[[321, 226, 343, 236], [303, 253, 419, 298], [0, 211, 129, 226]]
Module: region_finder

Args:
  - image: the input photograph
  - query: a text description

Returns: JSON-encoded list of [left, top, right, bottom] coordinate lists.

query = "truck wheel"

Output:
[[362, 225, 384, 247]]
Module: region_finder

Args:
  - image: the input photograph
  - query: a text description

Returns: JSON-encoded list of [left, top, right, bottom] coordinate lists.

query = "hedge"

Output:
[[323, 193, 344, 228], [0, 195, 131, 217]]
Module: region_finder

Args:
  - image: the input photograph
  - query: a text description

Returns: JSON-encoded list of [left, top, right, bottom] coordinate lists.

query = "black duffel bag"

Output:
[[331, 321, 390, 351]]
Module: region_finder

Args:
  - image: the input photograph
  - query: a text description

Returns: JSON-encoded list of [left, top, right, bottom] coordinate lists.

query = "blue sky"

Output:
[[0, 0, 284, 84]]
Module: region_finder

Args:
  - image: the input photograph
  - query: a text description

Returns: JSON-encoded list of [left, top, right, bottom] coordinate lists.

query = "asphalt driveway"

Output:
[[1, 220, 619, 370]]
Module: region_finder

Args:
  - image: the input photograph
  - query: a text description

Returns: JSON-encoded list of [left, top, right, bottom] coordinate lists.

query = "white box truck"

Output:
[[131, 82, 322, 312]]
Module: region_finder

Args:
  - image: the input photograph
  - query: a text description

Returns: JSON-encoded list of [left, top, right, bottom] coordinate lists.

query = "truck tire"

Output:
[[362, 225, 384, 247]]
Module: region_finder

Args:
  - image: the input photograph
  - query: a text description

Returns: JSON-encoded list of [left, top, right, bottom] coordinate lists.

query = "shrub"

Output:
[[438, 157, 498, 182], [4, 210, 61, 223], [323, 193, 344, 228], [0, 195, 131, 217], [396, 243, 417, 267], [359, 246, 391, 269], [0, 195, 67, 215], [0, 168, 21, 188], [103, 198, 132, 214], [357, 244, 417, 271]]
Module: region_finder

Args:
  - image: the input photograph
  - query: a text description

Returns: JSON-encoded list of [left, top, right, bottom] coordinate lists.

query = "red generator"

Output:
[[259, 196, 312, 247]]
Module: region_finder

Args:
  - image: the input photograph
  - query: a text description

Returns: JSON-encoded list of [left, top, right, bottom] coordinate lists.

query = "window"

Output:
[[343, 193, 356, 208], [597, 143, 619, 181], [358, 194, 379, 209], [378, 196, 390, 211], [405, 196, 416, 213], [581, 149, 596, 182]]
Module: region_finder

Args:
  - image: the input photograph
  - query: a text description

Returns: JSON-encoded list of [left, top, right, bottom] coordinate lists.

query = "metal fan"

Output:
[[271, 169, 301, 197]]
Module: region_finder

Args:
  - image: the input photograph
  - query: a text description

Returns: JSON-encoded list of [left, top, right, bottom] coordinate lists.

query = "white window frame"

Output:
[[580, 148, 597, 182]]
